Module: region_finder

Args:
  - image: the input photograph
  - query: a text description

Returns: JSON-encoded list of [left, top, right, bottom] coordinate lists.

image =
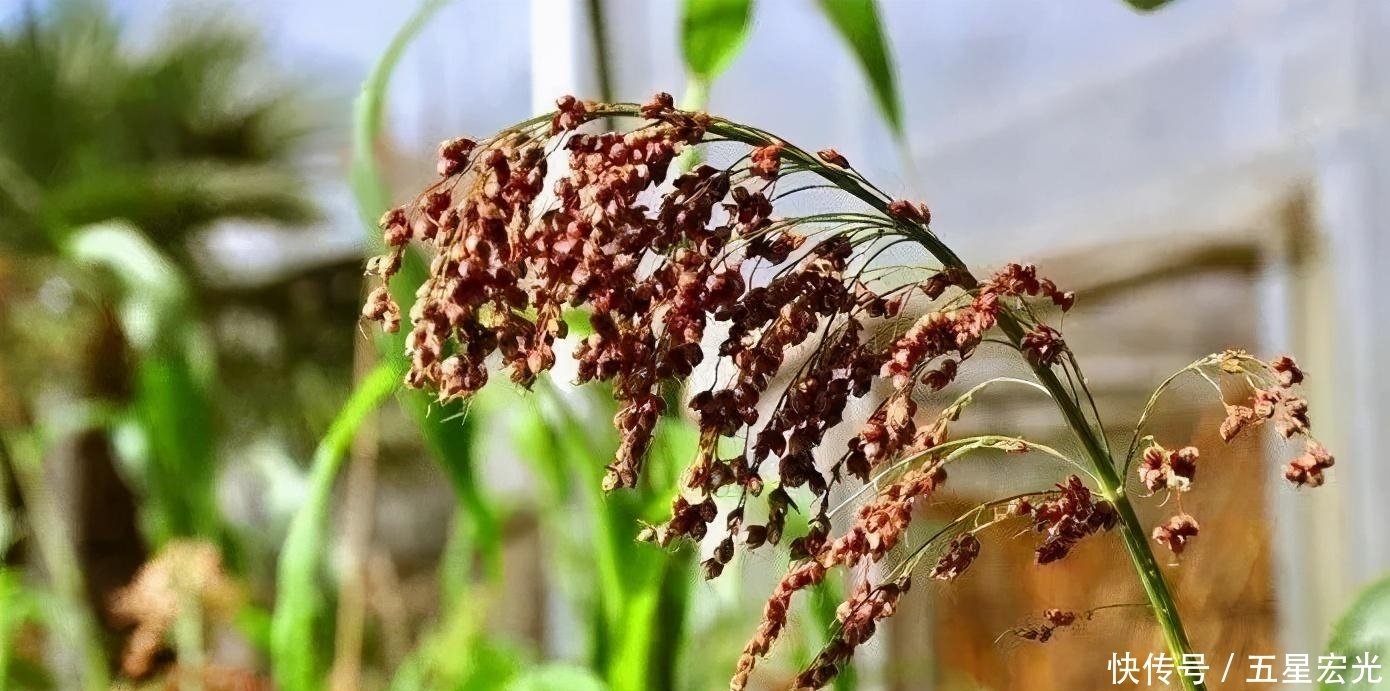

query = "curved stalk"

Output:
[[877, 186, 1206, 691], [1025, 356, 1203, 691], [272, 363, 400, 691], [657, 108, 1207, 691], [419, 102, 1203, 690]]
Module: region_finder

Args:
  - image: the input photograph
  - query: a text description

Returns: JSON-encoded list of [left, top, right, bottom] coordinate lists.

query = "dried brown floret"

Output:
[[817, 148, 850, 167], [1220, 404, 1256, 442], [930, 533, 982, 581], [1270, 354, 1304, 387], [1031, 476, 1117, 564], [750, 143, 783, 179], [886, 198, 930, 225], [436, 136, 477, 177], [1021, 324, 1066, 367], [1284, 441, 1335, 487], [1137, 443, 1198, 494], [1152, 514, 1200, 555], [639, 91, 675, 119]]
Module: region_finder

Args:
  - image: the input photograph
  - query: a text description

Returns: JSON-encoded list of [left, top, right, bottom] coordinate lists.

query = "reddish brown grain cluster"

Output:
[[1134, 351, 1332, 558], [1027, 475, 1119, 564], [1218, 355, 1322, 481], [1137, 443, 1199, 494], [931, 533, 982, 581], [793, 578, 909, 689], [362, 95, 1336, 691], [733, 464, 944, 691]]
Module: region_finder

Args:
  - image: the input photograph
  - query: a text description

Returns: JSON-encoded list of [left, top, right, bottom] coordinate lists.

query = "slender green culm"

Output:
[[350, 0, 503, 582], [2, 431, 109, 691], [271, 362, 398, 691]]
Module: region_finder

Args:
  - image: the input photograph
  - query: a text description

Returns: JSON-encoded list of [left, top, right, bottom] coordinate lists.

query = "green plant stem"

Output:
[[584, 0, 615, 104], [1, 432, 108, 691], [1019, 341, 1202, 691], [271, 362, 400, 691]]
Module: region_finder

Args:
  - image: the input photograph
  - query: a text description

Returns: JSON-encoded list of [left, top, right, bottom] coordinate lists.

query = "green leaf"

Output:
[[815, 0, 904, 138], [0, 569, 26, 688], [387, 587, 525, 691], [1322, 573, 1390, 690], [128, 354, 220, 542], [349, 0, 503, 582], [0, 3, 314, 254], [1123, 0, 1177, 11], [351, 0, 451, 234], [66, 222, 224, 547], [270, 363, 399, 691], [680, 0, 754, 82], [506, 665, 608, 691]]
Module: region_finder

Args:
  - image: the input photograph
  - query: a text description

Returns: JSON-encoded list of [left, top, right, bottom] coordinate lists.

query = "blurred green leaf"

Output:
[[1323, 572, 1390, 690], [1123, 0, 1177, 11], [0, 569, 25, 688], [680, 0, 754, 81], [388, 584, 525, 691], [127, 355, 220, 541], [0, 2, 314, 258], [519, 386, 697, 691], [352, 0, 451, 232], [815, 0, 904, 139], [348, 0, 502, 582], [234, 603, 274, 656], [271, 363, 399, 691], [46, 163, 314, 246], [507, 665, 609, 691], [66, 222, 224, 545], [65, 221, 189, 333]]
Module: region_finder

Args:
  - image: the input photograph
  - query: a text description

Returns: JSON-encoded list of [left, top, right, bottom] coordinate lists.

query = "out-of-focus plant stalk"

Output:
[[271, 363, 399, 691], [680, 79, 710, 112], [348, 0, 502, 584], [584, 0, 615, 107], [2, 432, 108, 691], [174, 589, 206, 691], [329, 334, 384, 691]]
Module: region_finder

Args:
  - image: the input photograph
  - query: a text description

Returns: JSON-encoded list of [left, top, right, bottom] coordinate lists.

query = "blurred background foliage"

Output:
[[0, 0, 904, 688], [14, 1, 1387, 691]]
